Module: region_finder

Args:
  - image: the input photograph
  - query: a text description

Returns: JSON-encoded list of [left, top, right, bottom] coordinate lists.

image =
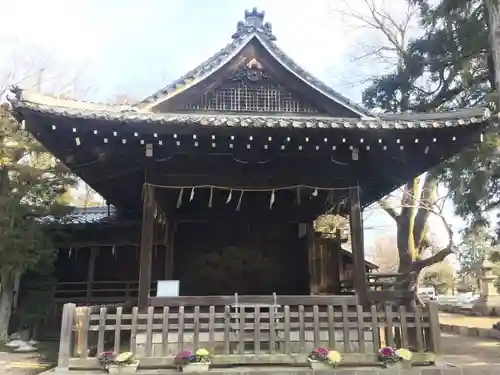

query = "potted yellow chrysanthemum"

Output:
[[307, 347, 342, 369], [327, 350, 342, 368], [395, 348, 413, 369]]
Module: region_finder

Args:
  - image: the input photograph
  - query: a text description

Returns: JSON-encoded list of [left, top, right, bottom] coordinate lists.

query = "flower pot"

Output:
[[397, 360, 412, 370], [386, 360, 411, 370], [182, 362, 210, 373], [107, 361, 140, 374], [307, 358, 333, 370]]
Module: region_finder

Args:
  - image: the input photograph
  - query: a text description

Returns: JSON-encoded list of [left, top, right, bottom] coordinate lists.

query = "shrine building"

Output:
[[8, 8, 491, 314]]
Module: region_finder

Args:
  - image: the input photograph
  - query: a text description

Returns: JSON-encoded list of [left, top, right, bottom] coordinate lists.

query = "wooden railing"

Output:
[[340, 273, 403, 293], [57, 295, 441, 371], [55, 280, 157, 303], [34, 280, 156, 338], [368, 273, 403, 291]]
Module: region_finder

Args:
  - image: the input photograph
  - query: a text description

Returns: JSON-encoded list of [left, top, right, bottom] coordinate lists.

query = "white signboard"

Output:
[[157, 280, 180, 297]]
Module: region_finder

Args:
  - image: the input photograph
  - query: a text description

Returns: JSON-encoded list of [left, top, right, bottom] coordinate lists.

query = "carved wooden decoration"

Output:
[[184, 66, 322, 113]]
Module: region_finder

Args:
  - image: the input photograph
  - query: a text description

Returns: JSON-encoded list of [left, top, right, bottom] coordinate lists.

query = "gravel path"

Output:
[[0, 350, 54, 374], [440, 332, 500, 366], [439, 312, 499, 329]]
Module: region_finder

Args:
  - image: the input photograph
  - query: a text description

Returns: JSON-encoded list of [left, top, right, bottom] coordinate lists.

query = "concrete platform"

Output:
[[41, 365, 500, 375]]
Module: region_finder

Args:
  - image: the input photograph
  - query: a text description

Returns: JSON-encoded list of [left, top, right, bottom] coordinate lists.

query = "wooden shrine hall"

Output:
[[9, 8, 491, 310]]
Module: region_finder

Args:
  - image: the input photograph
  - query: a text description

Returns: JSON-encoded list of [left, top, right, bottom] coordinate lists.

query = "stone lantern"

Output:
[[473, 258, 500, 315]]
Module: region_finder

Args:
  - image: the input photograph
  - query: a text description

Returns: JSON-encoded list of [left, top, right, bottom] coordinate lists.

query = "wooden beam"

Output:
[[149, 294, 359, 307], [138, 184, 155, 309], [150, 173, 353, 191], [173, 214, 321, 222], [150, 156, 356, 177], [349, 186, 368, 305], [156, 188, 340, 221]]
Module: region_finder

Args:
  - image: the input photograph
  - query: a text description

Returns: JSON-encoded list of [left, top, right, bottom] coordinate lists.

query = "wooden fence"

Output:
[[57, 295, 440, 371]]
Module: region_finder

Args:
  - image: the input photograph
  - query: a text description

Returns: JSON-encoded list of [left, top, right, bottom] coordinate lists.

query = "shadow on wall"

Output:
[[175, 221, 309, 295]]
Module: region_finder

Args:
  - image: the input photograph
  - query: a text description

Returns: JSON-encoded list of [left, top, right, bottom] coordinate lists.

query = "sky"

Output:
[[0, 0, 469, 256]]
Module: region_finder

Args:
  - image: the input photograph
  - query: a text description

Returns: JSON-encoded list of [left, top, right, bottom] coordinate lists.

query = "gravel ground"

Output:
[[440, 333, 500, 366], [439, 312, 499, 329], [0, 341, 57, 375], [0, 351, 52, 374]]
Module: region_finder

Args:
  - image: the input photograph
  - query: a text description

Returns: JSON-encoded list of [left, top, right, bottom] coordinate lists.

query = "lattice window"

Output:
[[184, 69, 321, 113]]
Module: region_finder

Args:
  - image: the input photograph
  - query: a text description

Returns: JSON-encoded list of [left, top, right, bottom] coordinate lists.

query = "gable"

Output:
[[167, 60, 326, 115], [141, 9, 370, 118]]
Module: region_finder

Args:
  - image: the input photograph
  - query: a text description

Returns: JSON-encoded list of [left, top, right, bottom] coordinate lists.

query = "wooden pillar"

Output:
[[331, 229, 342, 294], [164, 221, 177, 279], [138, 185, 155, 309], [57, 303, 76, 371], [306, 222, 316, 294], [349, 186, 368, 305], [85, 247, 98, 303], [316, 236, 336, 294], [307, 223, 323, 294], [319, 241, 327, 292]]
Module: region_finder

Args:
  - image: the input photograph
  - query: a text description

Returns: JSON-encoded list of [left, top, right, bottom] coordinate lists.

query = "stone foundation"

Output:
[[440, 323, 500, 339], [49, 365, 500, 374], [194, 368, 500, 375]]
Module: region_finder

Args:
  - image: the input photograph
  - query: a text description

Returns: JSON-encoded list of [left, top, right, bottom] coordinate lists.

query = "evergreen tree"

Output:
[[345, 0, 471, 303], [0, 104, 75, 340], [398, 0, 500, 229], [457, 224, 498, 291]]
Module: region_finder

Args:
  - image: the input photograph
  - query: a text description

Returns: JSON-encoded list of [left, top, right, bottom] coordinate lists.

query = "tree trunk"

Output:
[[0, 273, 14, 341], [485, 0, 500, 106], [394, 270, 421, 350]]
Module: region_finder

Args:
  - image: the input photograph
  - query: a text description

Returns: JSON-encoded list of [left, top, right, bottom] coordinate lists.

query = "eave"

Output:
[[11, 96, 492, 217], [5, 5, 496, 217], [9, 90, 491, 131]]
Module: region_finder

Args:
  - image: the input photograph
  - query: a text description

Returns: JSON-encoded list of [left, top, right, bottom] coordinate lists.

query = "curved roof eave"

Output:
[[253, 33, 371, 118], [137, 34, 255, 111], [9, 96, 492, 130]]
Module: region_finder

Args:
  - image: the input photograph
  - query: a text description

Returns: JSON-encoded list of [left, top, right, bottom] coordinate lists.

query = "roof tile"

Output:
[[11, 99, 491, 130]]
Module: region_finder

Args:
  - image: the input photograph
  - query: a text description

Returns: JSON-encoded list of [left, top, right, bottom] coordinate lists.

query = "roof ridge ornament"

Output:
[[232, 8, 276, 41], [7, 85, 23, 102]]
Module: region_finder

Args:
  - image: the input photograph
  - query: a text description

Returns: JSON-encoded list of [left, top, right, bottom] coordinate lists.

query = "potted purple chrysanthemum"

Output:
[[175, 348, 210, 372], [378, 347, 413, 369], [307, 347, 330, 370]]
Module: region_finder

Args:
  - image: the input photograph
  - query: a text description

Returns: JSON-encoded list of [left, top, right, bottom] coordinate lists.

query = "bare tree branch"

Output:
[[379, 199, 399, 220], [370, 235, 399, 272]]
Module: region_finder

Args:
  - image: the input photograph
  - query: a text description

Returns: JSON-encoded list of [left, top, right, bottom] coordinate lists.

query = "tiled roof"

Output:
[[40, 206, 115, 225], [138, 9, 370, 117], [9, 96, 492, 130], [9, 9, 371, 118], [6, 8, 493, 132]]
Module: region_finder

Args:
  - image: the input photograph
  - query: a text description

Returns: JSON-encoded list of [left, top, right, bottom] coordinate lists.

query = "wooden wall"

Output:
[[50, 222, 363, 300], [174, 221, 310, 296]]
